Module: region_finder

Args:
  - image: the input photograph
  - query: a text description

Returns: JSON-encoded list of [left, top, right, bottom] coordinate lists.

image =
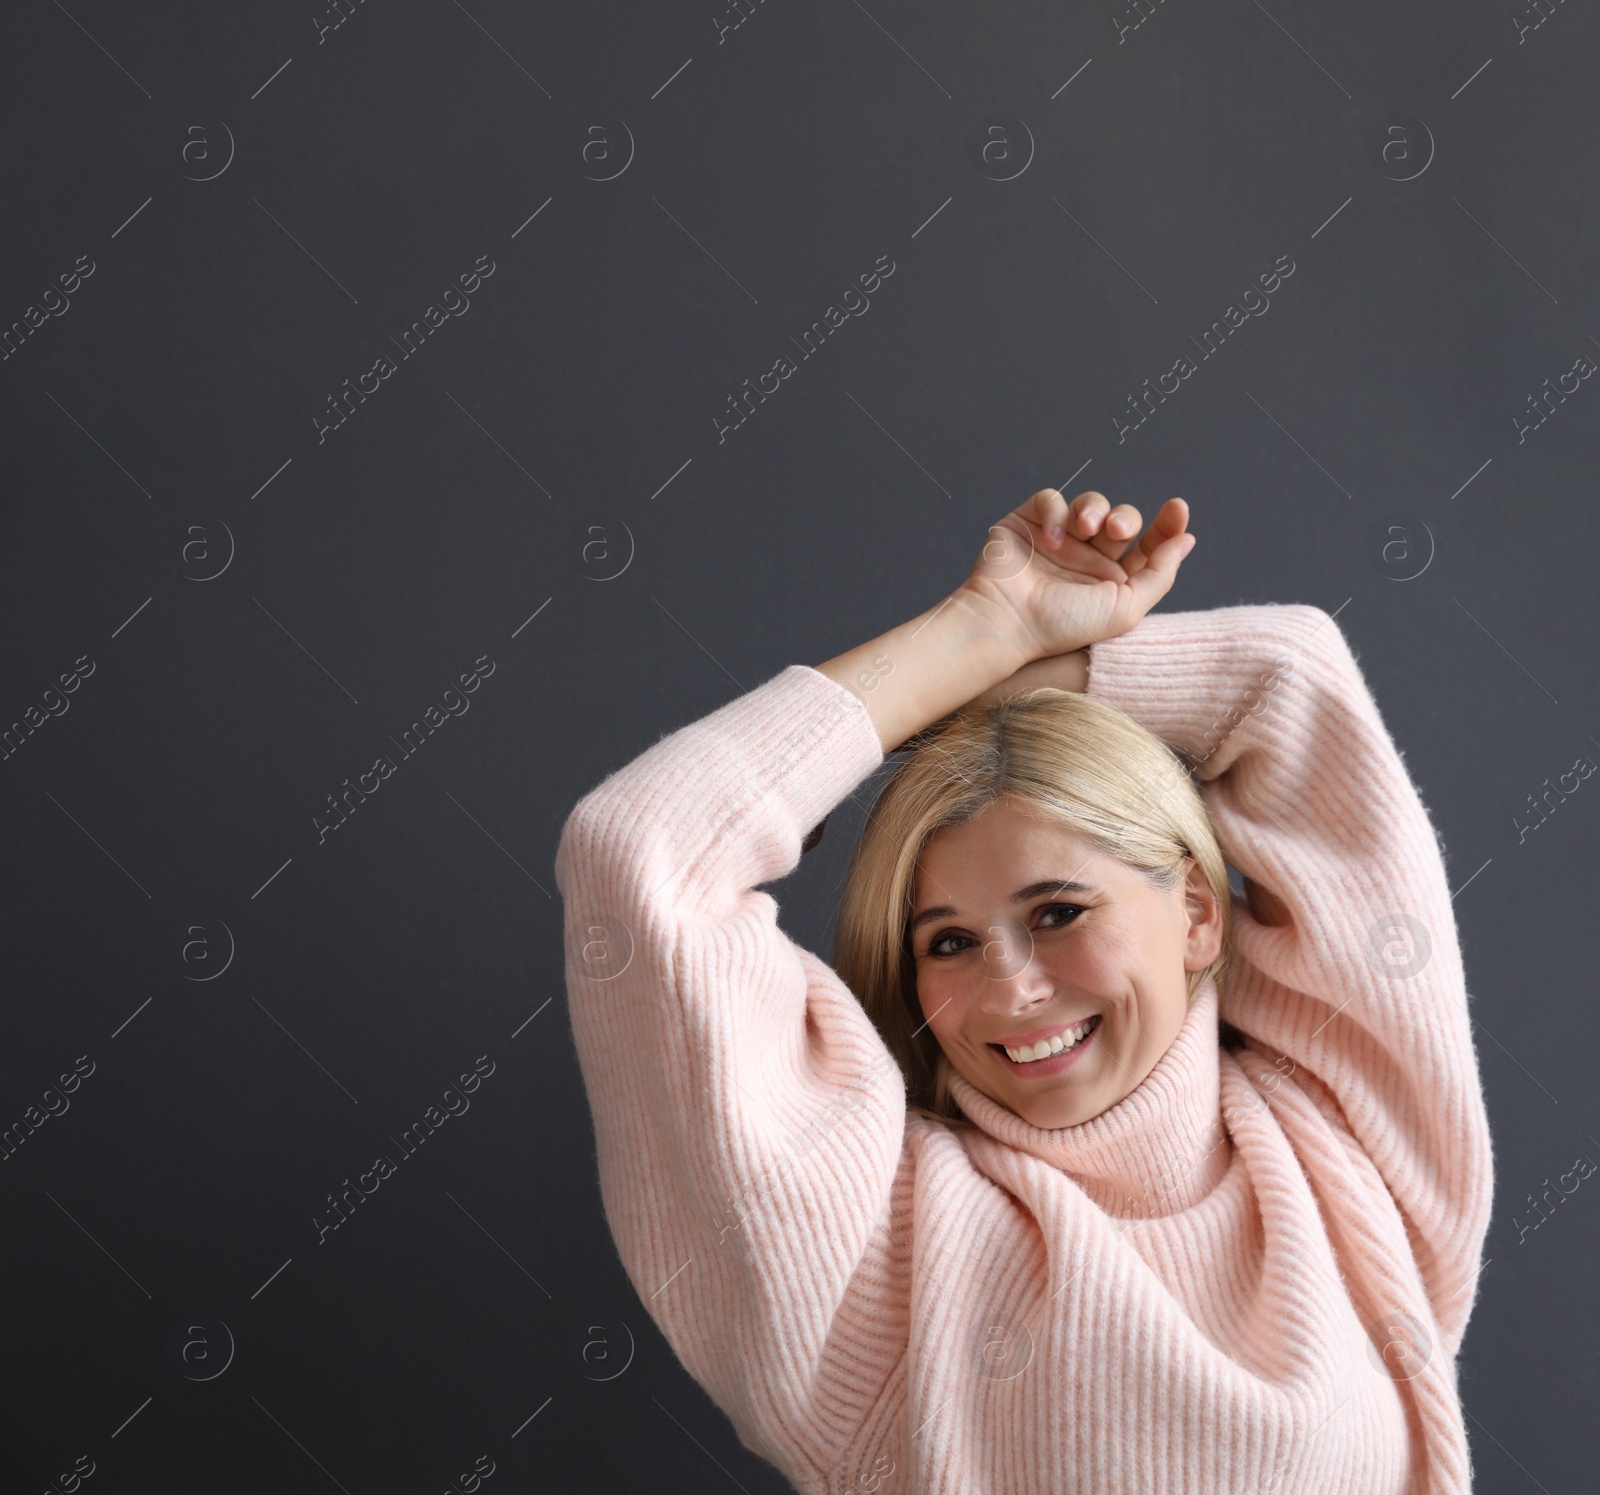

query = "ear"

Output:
[[1181, 858, 1225, 971]]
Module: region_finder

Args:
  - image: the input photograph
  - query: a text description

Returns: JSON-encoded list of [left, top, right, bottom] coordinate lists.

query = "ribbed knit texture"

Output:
[[555, 604, 1495, 1494]]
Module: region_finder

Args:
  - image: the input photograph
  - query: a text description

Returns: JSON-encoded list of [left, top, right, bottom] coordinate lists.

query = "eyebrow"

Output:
[[907, 879, 1098, 935]]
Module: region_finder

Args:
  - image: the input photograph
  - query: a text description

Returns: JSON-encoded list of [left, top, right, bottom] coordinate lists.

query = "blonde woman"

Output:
[[556, 489, 1494, 1495]]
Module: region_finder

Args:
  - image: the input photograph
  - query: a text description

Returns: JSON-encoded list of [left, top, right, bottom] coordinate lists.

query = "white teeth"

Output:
[[1004, 1017, 1096, 1065]]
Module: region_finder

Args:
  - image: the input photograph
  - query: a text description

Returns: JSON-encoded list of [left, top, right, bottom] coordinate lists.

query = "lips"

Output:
[[989, 1013, 1103, 1074], [993, 1014, 1100, 1053]]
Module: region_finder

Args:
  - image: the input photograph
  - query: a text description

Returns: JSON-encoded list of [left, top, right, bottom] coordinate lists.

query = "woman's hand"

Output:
[[958, 489, 1196, 662], [813, 489, 1192, 753]]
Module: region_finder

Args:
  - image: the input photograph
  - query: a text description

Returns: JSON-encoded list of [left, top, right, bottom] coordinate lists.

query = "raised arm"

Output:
[[1080, 602, 1495, 1358], [555, 664, 902, 1479]]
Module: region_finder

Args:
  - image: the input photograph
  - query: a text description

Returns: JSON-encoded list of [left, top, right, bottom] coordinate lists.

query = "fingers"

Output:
[[1026, 489, 1191, 579], [1120, 498, 1190, 577], [1025, 489, 1127, 580], [1055, 491, 1141, 561], [1124, 525, 1197, 610], [1031, 488, 1073, 546], [1032, 489, 1119, 541]]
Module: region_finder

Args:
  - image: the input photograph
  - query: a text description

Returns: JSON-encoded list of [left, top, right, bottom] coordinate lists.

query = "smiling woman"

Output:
[[556, 488, 1494, 1495], [834, 682, 1233, 1131]]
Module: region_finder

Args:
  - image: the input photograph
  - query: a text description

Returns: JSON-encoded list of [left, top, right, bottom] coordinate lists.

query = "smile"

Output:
[[990, 1014, 1102, 1072]]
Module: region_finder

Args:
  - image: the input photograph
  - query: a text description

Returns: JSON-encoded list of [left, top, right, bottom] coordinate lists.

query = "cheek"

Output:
[[916, 965, 953, 1013], [917, 966, 975, 1030], [1047, 917, 1135, 984], [931, 1006, 981, 1061]]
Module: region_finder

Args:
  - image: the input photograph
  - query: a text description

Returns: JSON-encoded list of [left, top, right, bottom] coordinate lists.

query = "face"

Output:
[[908, 795, 1223, 1131]]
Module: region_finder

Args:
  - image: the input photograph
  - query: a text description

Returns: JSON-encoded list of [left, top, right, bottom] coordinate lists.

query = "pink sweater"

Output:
[[555, 604, 1495, 1494]]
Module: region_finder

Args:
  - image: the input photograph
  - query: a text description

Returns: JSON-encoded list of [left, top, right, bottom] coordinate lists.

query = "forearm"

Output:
[[1083, 606, 1313, 778], [814, 585, 1034, 753], [967, 647, 1089, 707]]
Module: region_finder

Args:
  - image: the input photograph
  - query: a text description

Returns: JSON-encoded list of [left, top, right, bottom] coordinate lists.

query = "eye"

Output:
[[921, 904, 1084, 959]]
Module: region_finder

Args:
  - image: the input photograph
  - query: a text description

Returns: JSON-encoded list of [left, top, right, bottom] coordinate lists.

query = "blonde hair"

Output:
[[830, 686, 1234, 1126]]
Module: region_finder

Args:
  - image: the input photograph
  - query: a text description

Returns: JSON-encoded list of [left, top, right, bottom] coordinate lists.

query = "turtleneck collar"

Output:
[[945, 978, 1231, 1219]]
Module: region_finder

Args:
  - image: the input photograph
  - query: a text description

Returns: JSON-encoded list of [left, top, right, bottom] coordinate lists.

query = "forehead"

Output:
[[912, 799, 1116, 892]]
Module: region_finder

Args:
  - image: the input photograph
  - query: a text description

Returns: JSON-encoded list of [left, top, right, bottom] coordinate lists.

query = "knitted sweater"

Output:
[[555, 604, 1495, 1495]]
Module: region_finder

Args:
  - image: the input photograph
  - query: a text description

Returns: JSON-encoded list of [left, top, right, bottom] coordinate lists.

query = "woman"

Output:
[[556, 489, 1495, 1495]]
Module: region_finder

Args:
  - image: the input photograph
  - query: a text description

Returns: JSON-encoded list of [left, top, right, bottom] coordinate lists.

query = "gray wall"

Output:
[[2, 1, 1594, 1490]]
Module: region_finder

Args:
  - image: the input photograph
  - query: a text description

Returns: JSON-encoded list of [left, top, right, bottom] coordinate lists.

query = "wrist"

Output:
[[814, 587, 1036, 755], [950, 580, 1044, 668]]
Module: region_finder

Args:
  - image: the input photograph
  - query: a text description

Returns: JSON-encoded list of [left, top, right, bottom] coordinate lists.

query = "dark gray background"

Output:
[[2, 1, 1595, 1490]]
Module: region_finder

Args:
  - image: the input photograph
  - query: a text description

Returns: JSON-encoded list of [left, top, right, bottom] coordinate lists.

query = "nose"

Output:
[[978, 920, 1055, 1011]]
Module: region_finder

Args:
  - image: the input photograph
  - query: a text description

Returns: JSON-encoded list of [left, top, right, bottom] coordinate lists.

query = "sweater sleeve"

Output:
[[1085, 603, 1495, 1358], [554, 663, 907, 1482]]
